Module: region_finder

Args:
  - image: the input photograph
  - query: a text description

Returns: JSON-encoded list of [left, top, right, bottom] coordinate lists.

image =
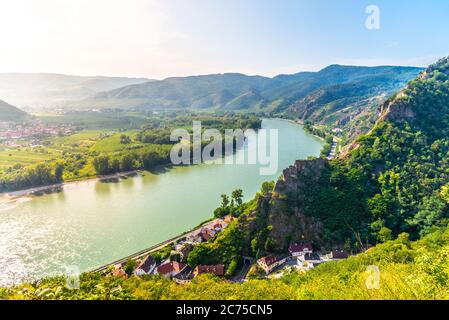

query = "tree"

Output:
[[232, 189, 243, 206], [264, 237, 276, 252], [441, 184, 449, 203], [123, 260, 137, 276], [169, 252, 181, 262], [220, 194, 229, 209], [377, 227, 393, 243], [120, 154, 135, 172], [54, 162, 64, 182], [120, 134, 131, 145], [92, 155, 110, 175], [261, 181, 275, 194], [187, 245, 216, 267], [226, 259, 238, 276]]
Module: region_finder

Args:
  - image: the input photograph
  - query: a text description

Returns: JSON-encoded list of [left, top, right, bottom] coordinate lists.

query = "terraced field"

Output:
[[0, 147, 59, 169]]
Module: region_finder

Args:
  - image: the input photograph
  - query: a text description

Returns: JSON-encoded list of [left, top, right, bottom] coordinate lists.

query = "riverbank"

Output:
[[0, 170, 142, 207]]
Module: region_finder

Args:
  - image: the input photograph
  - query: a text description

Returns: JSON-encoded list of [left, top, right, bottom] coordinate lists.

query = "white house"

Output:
[[297, 253, 323, 271], [134, 255, 157, 277], [288, 243, 313, 257], [186, 231, 203, 244], [257, 256, 288, 274]]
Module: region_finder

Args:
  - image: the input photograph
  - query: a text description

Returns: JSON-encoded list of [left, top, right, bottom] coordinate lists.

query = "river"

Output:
[[0, 118, 323, 286]]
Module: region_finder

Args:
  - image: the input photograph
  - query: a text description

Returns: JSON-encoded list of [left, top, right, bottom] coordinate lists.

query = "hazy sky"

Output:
[[0, 0, 448, 79]]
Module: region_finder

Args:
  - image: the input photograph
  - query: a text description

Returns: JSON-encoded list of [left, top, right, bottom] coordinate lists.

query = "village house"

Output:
[[326, 249, 349, 260], [199, 227, 216, 242], [134, 255, 157, 277], [212, 223, 224, 233], [223, 215, 235, 224], [173, 266, 194, 284], [193, 264, 225, 277], [185, 217, 233, 245], [288, 243, 313, 257], [257, 256, 288, 274], [186, 231, 203, 244], [298, 252, 323, 271], [332, 127, 343, 134], [156, 261, 185, 278], [111, 265, 128, 279]]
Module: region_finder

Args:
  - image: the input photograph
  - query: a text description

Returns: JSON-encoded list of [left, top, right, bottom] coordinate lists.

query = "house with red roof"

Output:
[[257, 255, 288, 274], [156, 261, 185, 278], [111, 265, 128, 279], [199, 227, 216, 242], [288, 243, 313, 257], [193, 264, 225, 277]]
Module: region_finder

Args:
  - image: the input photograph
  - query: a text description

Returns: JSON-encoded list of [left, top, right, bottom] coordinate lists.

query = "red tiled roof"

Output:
[[331, 250, 349, 259], [195, 264, 225, 276], [224, 215, 235, 223], [112, 268, 127, 278], [200, 231, 213, 242], [288, 243, 313, 253], [258, 256, 281, 266], [157, 261, 185, 275]]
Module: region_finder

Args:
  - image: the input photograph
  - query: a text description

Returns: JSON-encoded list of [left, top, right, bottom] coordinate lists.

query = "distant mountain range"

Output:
[[0, 99, 29, 122], [75, 65, 423, 115], [0, 73, 151, 110], [0, 66, 423, 136]]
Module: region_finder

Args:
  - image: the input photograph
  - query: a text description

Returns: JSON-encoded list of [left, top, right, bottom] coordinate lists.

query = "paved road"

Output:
[[232, 258, 254, 282]]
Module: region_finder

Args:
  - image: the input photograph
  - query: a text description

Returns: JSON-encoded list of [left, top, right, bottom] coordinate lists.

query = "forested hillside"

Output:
[[0, 100, 29, 122]]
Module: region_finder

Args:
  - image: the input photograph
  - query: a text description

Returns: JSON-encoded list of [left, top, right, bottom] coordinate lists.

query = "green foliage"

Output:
[[0, 162, 64, 192], [123, 260, 138, 276], [119, 134, 132, 145], [232, 189, 244, 206], [150, 244, 174, 264], [187, 220, 245, 273], [377, 227, 393, 243], [214, 189, 245, 218]]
